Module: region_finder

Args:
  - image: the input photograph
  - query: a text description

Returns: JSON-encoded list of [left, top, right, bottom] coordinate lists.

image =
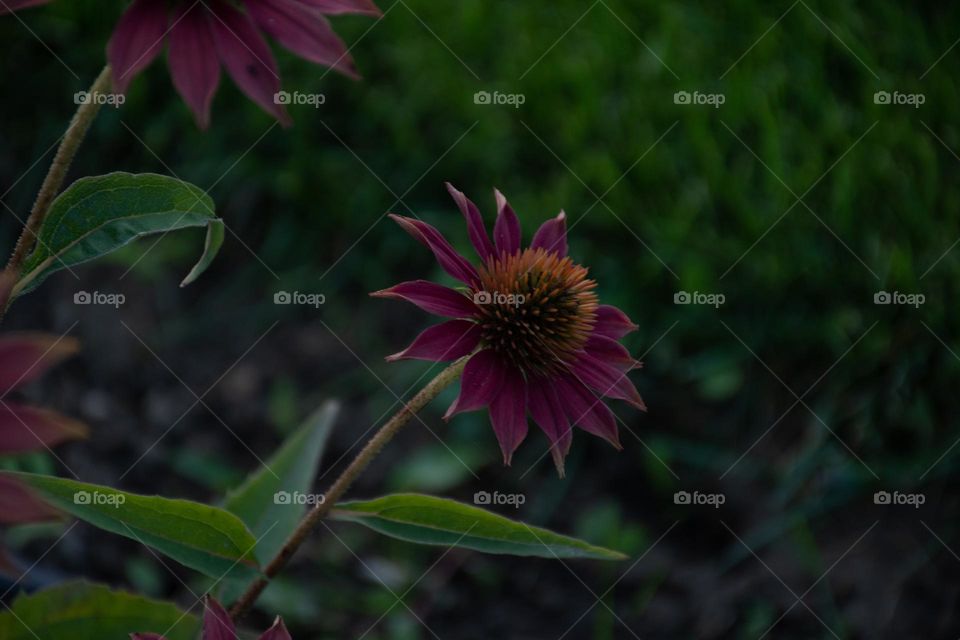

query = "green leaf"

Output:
[[331, 493, 627, 560], [224, 400, 339, 563], [0, 581, 200, 640], [2, 471, 260, 581], [14, 172, 222, 296]]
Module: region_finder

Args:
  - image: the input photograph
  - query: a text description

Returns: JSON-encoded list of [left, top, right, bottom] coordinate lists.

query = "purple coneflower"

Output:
[[132, 595, 290, 639], [373, 184, 645, 476], [0, 272, 87, 524], [1, 0, 380, 128]]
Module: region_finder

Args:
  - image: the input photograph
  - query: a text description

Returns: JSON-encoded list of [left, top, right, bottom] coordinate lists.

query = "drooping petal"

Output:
[[446, 183, 495, 261], [388, 214, 480, 286], [584, 335, 640, 372], [0, 403, 88, 454], [297, 0, 382, 16], [0, 0, 51, 14], [444, 349, 507, 419], [0, 475, 60, 524], [202, 596, 235, 640], [488, 365, 528, 465], [168, 3, 221, 130], [530, 211, 568, 257], [245, 0, 358, 78], [370, 280, 478, 319], [208, 0, 291, 125], [385, 320, 481, 362], [554, 374, 620, 449], [258, 616, 293, 640], [592, 305, 638, 340], [493, 189, 521, 256], [107, 0, 169, 94], [572, 352, 646, 410], [525, 376, 572, 477], [0, 334, 79, 396]]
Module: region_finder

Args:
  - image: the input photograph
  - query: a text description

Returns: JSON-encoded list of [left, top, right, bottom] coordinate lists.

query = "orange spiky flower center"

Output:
[[472, 247, 598, 375]]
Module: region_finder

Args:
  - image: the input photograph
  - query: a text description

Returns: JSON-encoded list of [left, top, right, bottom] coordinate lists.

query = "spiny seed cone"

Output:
[[473, 247, 598, 375]]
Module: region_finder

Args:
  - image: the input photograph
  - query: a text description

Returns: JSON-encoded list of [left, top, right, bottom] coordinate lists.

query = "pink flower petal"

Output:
[[530, 211, 568, 257], [493, 189, 521, 256], [554, 375, 620, 449], [526, 376, 572, 477], [0, 403, 87, 454], [296, 0, 382, 16], [389, 214, 480, 286], [107, 0, 169, 94], [202, 596, 235, 640], [208, 0, 291, 125], [131, 634, 168, 640], [572, 352, 646, 410], [0, 333, 79, 396], [446, 183, 495, 261], [385, 320, 481, 362], [370, 280, 478, 318], [167, 3, 221, 130], [0, 0, 51, 15], [593, 305, 638, 340], [444, 349, 507, 419], [257, 616, 293, 640], [488, 365, 528, 465], [0, 474, 60, 524], [246, 0, 358, 78], [584, 335, 640, 372]]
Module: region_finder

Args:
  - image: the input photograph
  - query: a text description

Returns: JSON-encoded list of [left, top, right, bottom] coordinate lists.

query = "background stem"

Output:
[[229, 356, 468, 620], [5, 65, 112, 275]]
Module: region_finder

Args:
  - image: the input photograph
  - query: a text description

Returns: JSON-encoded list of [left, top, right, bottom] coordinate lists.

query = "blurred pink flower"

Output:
[[1, 0, 381, 128], [374, 185, 646, 476], [0, 273, 87, 526], [132, 596, 291, 640]]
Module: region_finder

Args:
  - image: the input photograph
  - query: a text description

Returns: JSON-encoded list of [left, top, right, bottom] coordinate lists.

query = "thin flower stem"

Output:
[[229, 356, 469, 621], [5, 65, 112, 276]]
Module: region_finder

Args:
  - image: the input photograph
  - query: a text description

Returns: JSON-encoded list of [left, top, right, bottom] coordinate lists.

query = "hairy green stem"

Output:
[[229, 357, 469, 620], [5, 65, 112, 276]]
